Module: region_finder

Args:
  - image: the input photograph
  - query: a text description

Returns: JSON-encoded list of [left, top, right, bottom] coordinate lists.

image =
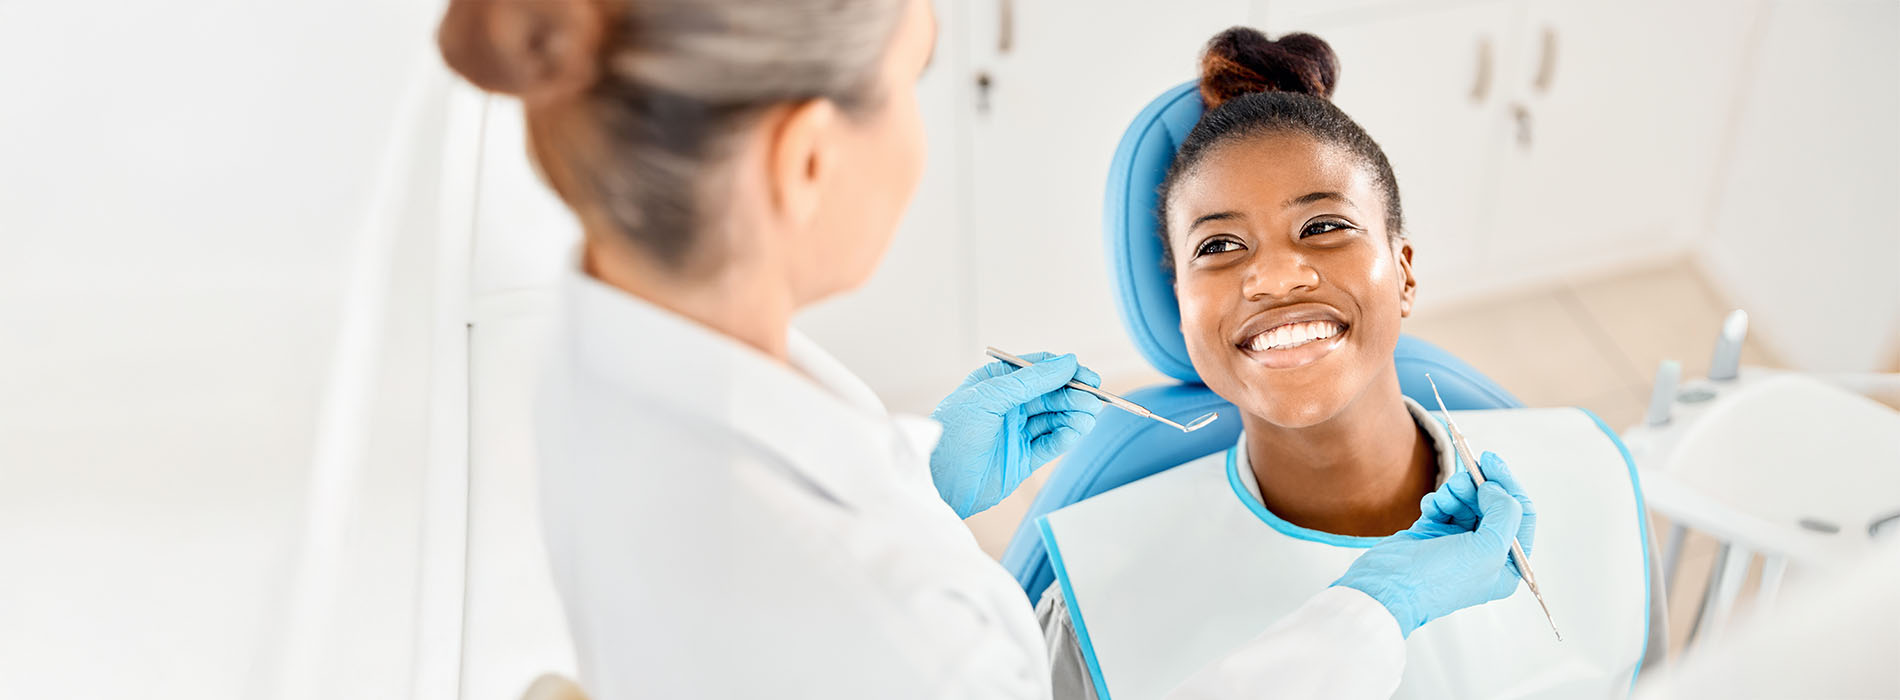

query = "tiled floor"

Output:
[[963, 256, 1786, 660]]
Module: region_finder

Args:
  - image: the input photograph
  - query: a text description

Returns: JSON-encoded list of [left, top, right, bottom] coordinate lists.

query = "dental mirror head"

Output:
[[1178, 413, 1220, 432]]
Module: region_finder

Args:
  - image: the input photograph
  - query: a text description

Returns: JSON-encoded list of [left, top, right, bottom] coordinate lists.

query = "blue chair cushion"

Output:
[[1102, 80, 1206, 383]]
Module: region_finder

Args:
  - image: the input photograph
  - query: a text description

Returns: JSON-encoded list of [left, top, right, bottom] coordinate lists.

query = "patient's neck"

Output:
[[1242, 374, 1436, 537]]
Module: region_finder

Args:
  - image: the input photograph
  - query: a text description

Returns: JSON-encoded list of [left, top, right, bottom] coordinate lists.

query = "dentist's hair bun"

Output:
[[1199, 26, 1339, 110]]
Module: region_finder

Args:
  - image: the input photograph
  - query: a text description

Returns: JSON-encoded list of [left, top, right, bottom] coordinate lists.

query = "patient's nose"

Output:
[[1242, 250, 1320, 300]]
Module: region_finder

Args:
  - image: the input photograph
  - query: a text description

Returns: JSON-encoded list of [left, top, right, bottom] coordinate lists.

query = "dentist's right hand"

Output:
[[1331, 451, 1537, 638], [929, 352, 1105, 519]]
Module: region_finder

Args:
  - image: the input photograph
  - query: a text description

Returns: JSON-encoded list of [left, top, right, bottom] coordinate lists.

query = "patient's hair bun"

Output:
[[1199, 27, 1339, 109]]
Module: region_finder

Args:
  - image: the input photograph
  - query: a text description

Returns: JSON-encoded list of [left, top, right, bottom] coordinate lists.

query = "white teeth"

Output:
[[1246, 320, 1342, 351]]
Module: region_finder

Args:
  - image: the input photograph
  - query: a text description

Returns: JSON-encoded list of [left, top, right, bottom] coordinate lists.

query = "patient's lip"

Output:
[[1231, 303, 1349, 347]]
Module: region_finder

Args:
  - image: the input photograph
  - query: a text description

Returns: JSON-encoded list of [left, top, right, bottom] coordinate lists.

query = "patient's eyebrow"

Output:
[[1189, 211, 1244, 231], [1283, 191, 1353, 209]]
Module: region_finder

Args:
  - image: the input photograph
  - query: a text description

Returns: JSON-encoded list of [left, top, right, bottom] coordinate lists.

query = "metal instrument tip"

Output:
[[1531, 590, 1562, 641]]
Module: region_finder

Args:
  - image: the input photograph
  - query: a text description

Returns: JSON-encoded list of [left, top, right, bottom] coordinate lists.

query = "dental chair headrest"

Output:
[[1103, 80, 1209, 383]]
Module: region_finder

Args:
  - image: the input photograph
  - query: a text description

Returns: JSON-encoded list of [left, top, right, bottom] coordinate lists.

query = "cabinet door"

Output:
[[462, 296, 580, 699], [1290, 1, 1520, 307], [1489, 0, 1752, 274], [460, 101, 582, 699], [963, 0, 1250, 383]]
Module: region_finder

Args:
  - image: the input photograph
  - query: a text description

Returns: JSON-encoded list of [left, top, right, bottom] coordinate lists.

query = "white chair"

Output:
[[1623, 367, 1900, 647]]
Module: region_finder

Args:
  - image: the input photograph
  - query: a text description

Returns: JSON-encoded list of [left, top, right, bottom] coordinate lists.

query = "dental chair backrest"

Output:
[[1000, 81, 1524, 604]]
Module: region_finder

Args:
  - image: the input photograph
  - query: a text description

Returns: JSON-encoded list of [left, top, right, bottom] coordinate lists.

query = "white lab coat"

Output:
[[534, 265, 1407, 699]]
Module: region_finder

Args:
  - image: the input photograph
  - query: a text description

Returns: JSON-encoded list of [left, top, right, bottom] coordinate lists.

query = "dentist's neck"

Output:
[[1241, 371, 1436, 537], [582, 233, 794, 363]]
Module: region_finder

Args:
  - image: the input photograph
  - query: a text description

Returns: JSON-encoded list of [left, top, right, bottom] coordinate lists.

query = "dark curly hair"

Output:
[[1158, 26, 1403, 268]]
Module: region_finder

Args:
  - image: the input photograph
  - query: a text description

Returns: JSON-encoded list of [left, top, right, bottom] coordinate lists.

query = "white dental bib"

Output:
[[1039, 408, 1651, 700]]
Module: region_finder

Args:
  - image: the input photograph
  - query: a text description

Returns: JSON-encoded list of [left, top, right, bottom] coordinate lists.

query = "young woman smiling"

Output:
[[1036, 27, 1665, 700]]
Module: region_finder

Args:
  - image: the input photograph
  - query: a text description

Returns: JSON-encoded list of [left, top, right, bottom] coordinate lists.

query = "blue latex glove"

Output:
[[1332, 451, 1538, 637], [929, 352, 1105, 518]]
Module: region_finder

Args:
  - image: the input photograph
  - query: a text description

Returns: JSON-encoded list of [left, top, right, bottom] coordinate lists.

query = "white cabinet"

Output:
[[458, 101, 581, 700], [462, 294, 580, 700], [1490, 0, 1752, 276], [1287, 1, 1519, 302]]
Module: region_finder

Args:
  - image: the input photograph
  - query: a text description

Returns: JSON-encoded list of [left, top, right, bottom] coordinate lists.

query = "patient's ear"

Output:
[[1395, 239, 1417, 317]]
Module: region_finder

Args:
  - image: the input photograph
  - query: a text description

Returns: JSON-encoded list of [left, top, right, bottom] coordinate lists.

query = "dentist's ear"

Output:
[[767, 99, 841, 231], [437, 0, 607, 105], [1396, 238, 1417, 317]]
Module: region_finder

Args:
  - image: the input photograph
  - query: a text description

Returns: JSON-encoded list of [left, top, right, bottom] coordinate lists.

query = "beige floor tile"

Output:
[[1564, 260, 1783, 384], [1404, 291, 1632, 408]]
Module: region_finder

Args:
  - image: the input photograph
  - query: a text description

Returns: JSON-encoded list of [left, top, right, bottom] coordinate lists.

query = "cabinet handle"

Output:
[[1532, 26, 1558, 94], [1512, 102, 1533, 149], [998, 0, 1014, 54], [1470, 36, 1493, 104]]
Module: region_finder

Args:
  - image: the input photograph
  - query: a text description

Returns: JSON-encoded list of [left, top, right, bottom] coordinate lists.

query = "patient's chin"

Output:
[[1245, 393, 1345, 430]]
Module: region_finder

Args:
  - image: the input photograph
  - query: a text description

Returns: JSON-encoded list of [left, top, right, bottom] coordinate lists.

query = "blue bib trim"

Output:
[[1039, 516, 1114, 700]]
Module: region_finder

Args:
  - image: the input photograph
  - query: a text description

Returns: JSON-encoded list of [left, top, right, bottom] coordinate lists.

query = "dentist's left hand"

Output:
[[929, 352, 1105, 518]]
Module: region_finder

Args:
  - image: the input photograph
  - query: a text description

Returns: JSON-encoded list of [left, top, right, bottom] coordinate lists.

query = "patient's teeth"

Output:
[[1247, 320, 1343, 351]]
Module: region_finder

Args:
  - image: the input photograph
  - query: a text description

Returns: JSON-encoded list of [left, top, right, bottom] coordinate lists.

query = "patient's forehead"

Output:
[[1172, 133, 1382, 226]]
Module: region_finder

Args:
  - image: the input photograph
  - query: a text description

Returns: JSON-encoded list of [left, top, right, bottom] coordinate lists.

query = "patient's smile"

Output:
[[1244, 320, 1343, 350], [1241, 323, 1346, 369], [1234, 307, 1350, 370]]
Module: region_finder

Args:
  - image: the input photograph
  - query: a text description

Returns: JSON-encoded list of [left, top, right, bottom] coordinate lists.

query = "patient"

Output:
[[1036, 27, 1666, 699]]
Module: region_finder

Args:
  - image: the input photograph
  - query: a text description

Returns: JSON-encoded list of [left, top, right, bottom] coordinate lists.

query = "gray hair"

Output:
[[542, 0, 909, 270]]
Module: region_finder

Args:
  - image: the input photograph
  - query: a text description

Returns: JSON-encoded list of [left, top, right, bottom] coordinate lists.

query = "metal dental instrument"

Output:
[[1424, 373, 1563, 642], [985, 347, 1219, 433]]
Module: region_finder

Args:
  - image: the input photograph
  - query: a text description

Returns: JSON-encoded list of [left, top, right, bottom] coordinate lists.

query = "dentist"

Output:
[[435, 0, 1534, 697]]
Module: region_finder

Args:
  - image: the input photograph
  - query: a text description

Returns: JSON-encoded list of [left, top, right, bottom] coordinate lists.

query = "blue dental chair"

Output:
[[1000, 81, 1524, 605]]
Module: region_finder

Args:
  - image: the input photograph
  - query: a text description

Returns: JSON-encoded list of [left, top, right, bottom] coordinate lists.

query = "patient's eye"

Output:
[[1195, 237, 1245, 257], [1301, 220, 1354, 238]]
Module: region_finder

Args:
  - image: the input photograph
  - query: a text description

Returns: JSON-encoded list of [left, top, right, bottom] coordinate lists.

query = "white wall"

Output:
[[0, 1, 455, 697], [1696, 0, 1900, 372]]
